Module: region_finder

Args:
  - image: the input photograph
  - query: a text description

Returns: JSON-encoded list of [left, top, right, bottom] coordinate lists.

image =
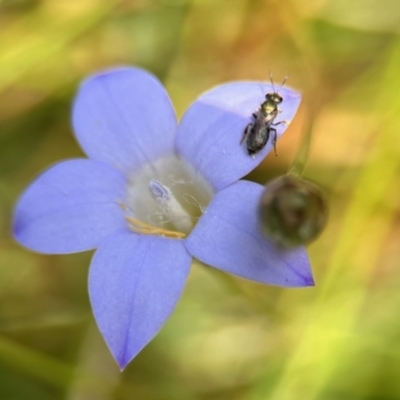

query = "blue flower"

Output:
[[13, 67, 313, 369]]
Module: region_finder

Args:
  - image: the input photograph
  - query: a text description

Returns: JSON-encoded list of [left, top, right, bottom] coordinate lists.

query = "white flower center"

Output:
[[123, 155, 213, 238]]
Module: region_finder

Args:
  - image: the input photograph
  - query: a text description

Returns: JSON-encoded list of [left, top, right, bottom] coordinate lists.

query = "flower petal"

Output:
[[72, 67, 178, 173], [89, 231, 191, 369], [185, 180, 314, 287], [13, 159, 127, 254], [176, 82, 301, 191]]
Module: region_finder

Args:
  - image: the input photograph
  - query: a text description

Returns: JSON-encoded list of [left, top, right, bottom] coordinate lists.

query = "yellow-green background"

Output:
[[1, 0, 400, 399]]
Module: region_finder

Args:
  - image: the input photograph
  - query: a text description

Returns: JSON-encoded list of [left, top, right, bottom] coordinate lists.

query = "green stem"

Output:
[[287, 119, 313, 178]]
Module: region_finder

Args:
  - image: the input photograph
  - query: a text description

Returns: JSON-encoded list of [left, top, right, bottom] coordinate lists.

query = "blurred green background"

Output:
[[1, 0, 400, 399]]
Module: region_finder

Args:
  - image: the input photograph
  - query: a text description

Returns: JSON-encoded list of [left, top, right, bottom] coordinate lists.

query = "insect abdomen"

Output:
[[247, 125, 270, 154]]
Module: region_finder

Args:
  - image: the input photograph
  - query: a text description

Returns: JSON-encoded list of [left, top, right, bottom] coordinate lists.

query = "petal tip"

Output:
[[304, 274, 316, 287], [116, 354, 131, 371]]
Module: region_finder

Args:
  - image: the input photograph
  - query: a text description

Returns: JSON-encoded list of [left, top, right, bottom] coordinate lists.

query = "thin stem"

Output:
[[288, 118, 313, 178]]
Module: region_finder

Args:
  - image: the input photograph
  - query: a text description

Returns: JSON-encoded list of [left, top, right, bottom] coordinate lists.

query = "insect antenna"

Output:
[[269, 71, 289, 94], [278, 75, 289, 94], [269, 70, 276, 93]]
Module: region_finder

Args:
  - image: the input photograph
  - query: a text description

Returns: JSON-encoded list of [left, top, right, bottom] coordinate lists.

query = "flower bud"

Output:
[[259, 175, 328, 248]]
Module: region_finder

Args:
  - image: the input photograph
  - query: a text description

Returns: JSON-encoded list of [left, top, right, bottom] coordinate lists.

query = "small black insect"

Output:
[[241, 74, 288, 156]]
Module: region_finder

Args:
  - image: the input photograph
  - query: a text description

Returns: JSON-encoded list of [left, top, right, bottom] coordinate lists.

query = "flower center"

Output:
[[123, 155, 213, 238]]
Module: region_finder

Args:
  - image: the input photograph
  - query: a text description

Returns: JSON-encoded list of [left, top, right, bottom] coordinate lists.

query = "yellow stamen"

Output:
[[126, 216, 187, 239]]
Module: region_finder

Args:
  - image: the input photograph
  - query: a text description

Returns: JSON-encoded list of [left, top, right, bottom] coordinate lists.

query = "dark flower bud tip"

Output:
[[259, 175, 328, 248]]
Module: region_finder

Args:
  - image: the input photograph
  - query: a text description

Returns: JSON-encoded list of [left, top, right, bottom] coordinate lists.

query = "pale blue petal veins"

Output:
[[176, 82, 301, 191], [185, 180, 314, 287], [89, 231, 192, 370], [72, 67, 178, 173], [13, 159, 127, 254]]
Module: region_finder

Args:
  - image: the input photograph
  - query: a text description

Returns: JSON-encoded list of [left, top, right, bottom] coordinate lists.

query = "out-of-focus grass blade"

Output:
[[0, 1, 115, 92], [0, 334, 73, 387], [0, 333, 140, 398], [0, 100, 66, 176], [265, 40, 400, 400]]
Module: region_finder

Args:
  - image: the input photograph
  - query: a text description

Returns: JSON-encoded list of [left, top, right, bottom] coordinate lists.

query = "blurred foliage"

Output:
[[1, 0, 400, 399]]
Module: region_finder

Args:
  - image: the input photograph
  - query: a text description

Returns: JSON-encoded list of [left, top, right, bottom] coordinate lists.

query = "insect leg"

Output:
[[272, 120, 290, 126]]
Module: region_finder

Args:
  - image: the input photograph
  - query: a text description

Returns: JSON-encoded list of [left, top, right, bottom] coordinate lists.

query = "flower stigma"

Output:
[[123, 155, 213, 239]]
